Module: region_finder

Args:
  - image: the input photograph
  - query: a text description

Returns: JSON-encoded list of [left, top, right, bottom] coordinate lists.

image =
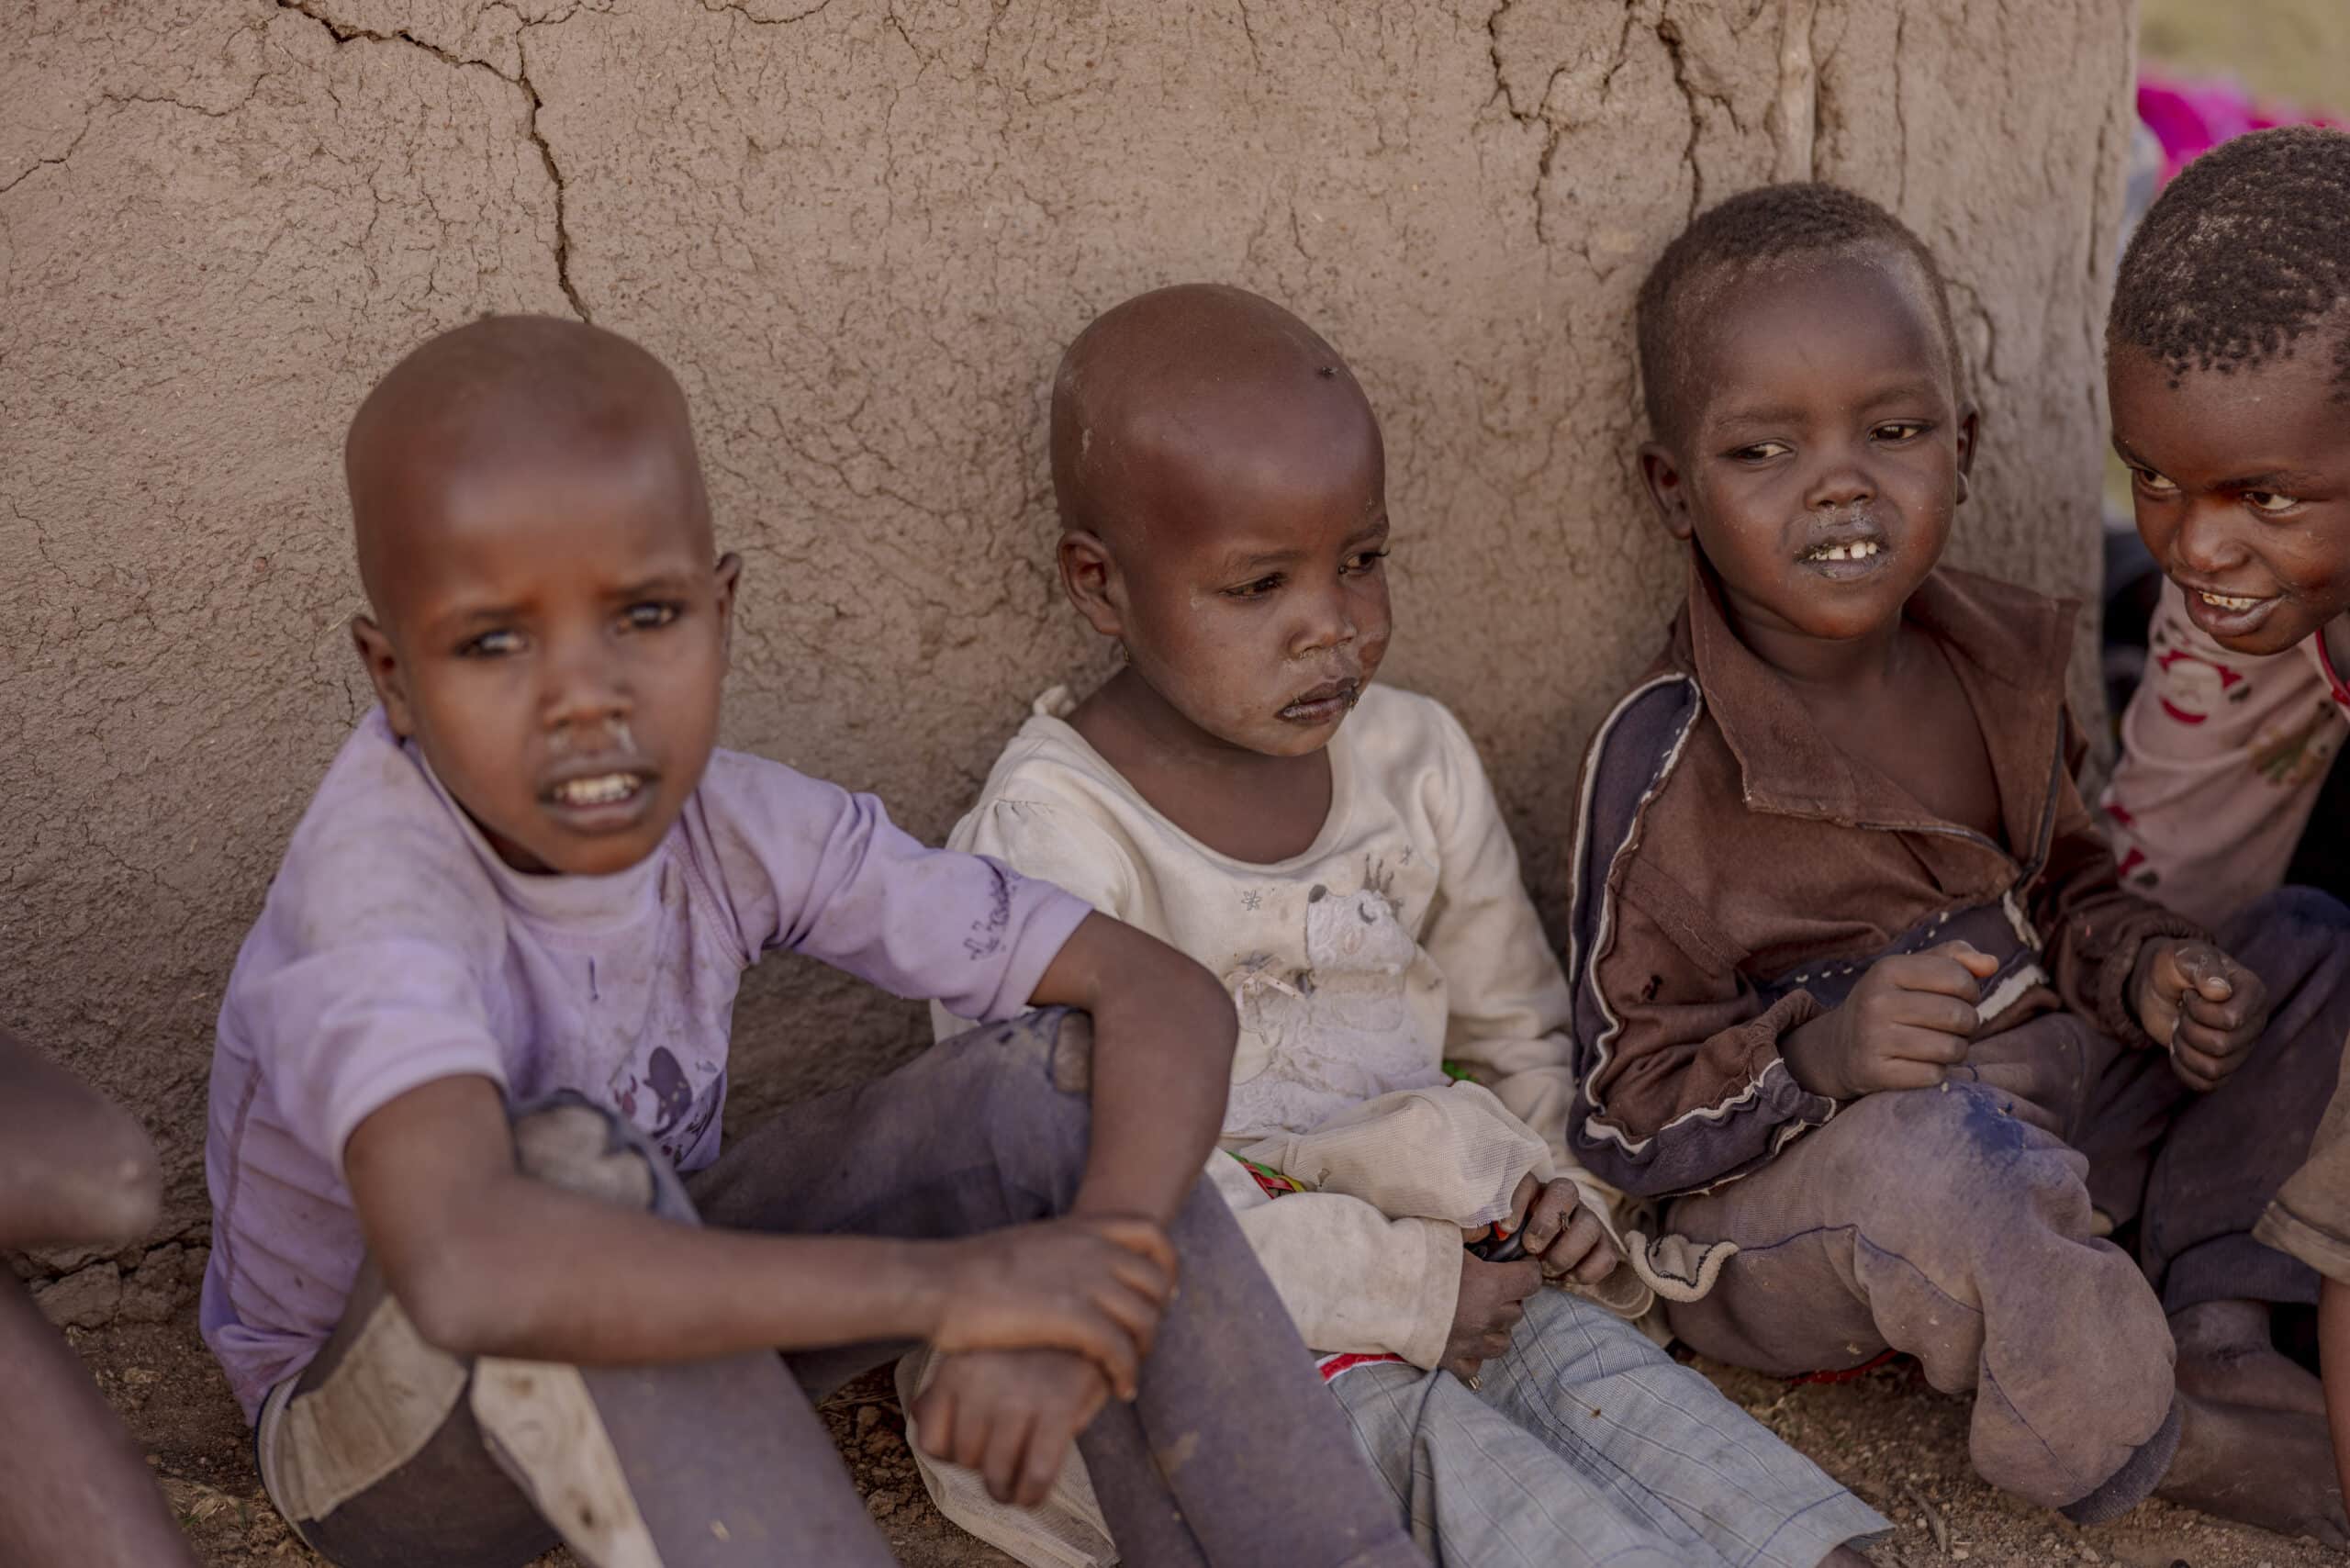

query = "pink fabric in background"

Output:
[[2138, 72, 2343, 185]]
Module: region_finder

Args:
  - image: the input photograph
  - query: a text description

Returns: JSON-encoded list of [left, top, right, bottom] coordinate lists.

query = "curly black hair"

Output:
[[1635, 182, 1958, 444], [2109, 125, 2350, 395]]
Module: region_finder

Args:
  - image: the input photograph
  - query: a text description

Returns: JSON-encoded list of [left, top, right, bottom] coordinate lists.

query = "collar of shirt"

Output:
[[1672, 552, 2077, 853], [398, 729, 673, 935], [2315, 628, 2350, 709]]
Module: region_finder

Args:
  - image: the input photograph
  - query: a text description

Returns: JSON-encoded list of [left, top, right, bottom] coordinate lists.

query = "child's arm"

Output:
[[1026, 912, 1237, 1225], [343, 1072, 1174, 1396]]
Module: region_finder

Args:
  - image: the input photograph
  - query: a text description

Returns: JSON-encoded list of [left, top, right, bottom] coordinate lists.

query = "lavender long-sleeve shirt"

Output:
[[201, 709, 1089, 1418]]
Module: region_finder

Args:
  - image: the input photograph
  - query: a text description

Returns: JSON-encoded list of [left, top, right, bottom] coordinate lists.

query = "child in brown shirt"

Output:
[[1568, 183, 2350, 1541]]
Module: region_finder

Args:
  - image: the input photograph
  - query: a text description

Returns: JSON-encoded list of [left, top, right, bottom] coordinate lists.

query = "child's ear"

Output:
[[712, 551, 744, 660], [350, 613, 417, 736], [1953, 403, 1981, 506], [1058, 529, 1126, 641], [1639, 442, 1696, 543]]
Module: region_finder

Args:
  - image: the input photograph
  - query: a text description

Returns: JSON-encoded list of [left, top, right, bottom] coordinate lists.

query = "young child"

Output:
[[922, 283, 1886, 1568], [2094, 124, 2350, 1510], [1571, 180, 2350, 1541], [0, 1027, 198, 1567], [198, 314, 1429, 1568]]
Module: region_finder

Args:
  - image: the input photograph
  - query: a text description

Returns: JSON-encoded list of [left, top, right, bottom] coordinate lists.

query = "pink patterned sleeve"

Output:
[[2102, 579, 2347, 928]]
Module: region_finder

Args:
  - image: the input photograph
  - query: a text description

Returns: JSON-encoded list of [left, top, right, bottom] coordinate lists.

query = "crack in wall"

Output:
[[1653, 16, 1708, 219], [271, 0, 588, 319]]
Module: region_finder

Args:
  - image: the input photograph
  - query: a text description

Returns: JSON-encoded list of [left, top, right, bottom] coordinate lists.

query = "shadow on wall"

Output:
[[0, 0, 2132, 1262]]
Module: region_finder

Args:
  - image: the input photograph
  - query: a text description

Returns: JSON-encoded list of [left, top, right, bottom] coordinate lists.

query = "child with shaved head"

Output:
[[200, 314, 1427, 1568], [919, 284, 1884, 1568]]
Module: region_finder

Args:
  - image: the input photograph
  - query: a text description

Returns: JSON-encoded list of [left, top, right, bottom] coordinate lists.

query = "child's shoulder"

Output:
[[962, 687, 1139, 822], [273, 709, 503, 930]]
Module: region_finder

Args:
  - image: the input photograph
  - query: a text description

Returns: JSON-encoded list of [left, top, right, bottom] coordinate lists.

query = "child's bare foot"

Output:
[[2171, 1299, 2325, 1417], [1817, 1548, 1874, 1566], [2156, 1391, 2346, 1545]]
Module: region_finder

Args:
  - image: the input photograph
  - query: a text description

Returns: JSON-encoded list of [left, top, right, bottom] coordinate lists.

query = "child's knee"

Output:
[[509, 1094, 689, 1223], [2220, 886, 2350, 986], [930, 1011, 1095, 1186], [1822, 1083, 2090, 1242]]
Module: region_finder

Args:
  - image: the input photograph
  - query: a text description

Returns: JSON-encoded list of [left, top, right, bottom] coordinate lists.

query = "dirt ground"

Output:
[[82, 1302, 2342, 1568]]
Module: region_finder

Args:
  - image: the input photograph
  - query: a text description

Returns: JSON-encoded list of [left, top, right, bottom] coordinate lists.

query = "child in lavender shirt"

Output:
[[201, 314, 1426, 1568]]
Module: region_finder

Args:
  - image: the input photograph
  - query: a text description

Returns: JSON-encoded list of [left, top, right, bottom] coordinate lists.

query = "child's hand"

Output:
[[932, 1215, 1176, 1400], [913, 1347, 1109, 1508], [1505, 1174, 1620, 1286], [1780, 941, 1999, 1101], [2132, 938, 2270, 1092], [1443, 1252, 1540, 1383]]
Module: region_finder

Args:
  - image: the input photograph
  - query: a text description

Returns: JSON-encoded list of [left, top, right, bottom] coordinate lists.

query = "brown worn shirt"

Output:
[[1561, 560, 2203, 1199]]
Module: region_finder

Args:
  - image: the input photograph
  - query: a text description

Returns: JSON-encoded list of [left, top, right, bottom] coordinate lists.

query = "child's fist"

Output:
[[1780, 941, 1998, 1101], [1503, 1174, 1619, 1287], [2132, 938, 2269, 1092]]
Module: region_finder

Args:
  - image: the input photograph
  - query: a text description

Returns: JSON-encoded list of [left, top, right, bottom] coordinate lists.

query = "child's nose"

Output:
[[1803, 455, 1875, 510], [541, 639, 633, 733], [2171, 499, 2251, 577], [1290, 579, 1357, 655]]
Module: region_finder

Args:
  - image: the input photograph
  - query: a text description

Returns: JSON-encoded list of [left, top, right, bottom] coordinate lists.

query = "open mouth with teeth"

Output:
[[1801, 540, 1882, 564], [2197, 590, 2265, 612], [547, 772, 649, 809]]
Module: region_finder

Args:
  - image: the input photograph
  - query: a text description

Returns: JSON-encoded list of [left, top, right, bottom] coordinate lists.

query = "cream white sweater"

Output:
[[934, 682, 1631, 1367]]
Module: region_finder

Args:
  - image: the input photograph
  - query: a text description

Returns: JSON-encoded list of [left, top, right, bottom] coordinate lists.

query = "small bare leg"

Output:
[[2171, 1298, 2325, 1417], [0, 1027, 194, 1566], [0, 1028, 161, 1250], [2321, 1278, 2350, 1511], [1818, 1547, 1874, 1565], [2156, 1390, 2347, 1545]]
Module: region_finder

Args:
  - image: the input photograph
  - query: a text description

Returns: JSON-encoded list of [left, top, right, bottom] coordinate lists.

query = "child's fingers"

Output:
[[2173, 1015, 2253, 1061], [1887, 992, 1981, 1040], [1883, 1025, 1970, 1066], [1089, 1279, 1164, 1368], [1089, 1215, 1179, 1282], [2170, 1041, 2230, 1092], [1104, 1245, 1177, 1306], [1863, 1056, 1951, 1094], [979, 1404, 1035, 1505], [1015, 1419, 1078, 1509], [913, 1383, 957, 1462], [1929, 941, 2003, 980], [1888, 948, 1990, 1002]]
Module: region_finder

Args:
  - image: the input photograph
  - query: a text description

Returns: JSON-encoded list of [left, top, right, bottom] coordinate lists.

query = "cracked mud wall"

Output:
[[2, 0, 2135, 1241]]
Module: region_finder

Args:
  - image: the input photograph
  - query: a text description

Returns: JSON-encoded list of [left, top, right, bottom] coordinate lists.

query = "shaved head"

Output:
[[1049, 284, 1380, 551], [346, 314, 710, 622]]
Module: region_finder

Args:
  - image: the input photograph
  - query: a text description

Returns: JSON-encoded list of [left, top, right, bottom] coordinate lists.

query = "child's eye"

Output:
[[624, 601, 681, 630], [1225, 575, 1284, 599], [458, 629, 523, 658], [1729, 441, 1791, 463], [2244, 490, 2301, 515], [1342, 548, 1390, 577], [2132, 466, 2180, 496], [1873, 420, 1930, 442]]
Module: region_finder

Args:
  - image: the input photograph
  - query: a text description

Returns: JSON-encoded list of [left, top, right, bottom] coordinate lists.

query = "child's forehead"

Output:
[[1676, 251, 1952, 407]]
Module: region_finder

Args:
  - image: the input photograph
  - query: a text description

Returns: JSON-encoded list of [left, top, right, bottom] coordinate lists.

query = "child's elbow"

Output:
[[385, 1228, 520, 1358]]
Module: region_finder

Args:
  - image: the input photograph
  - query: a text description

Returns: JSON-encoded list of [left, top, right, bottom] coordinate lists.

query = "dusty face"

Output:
[[1091, 397, 1393, 759], [1642, 251, 1975, 661], [2109, 341, 2350, 656], [352, 430, 739, 876]]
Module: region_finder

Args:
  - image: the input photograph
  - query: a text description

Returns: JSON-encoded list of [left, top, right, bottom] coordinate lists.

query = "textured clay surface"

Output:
[[1, 0, 2134, 1242]]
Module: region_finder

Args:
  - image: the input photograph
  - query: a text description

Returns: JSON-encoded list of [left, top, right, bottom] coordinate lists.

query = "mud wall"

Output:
[[1, 0, 2136, 1245]]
